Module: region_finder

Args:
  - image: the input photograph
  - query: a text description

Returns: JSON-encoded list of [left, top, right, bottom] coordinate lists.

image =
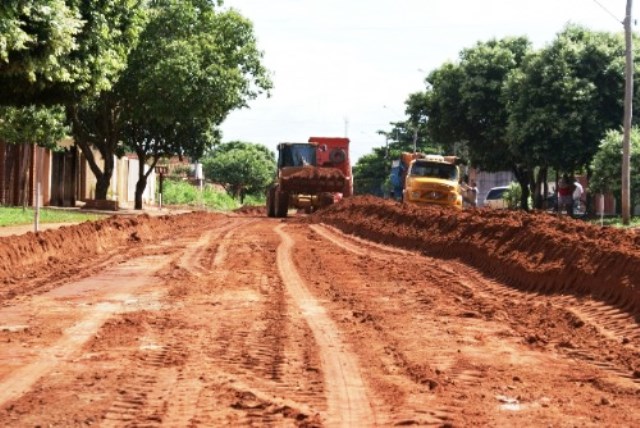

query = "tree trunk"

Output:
[[135, 176, 146, 210], [135, 155, 146, 210], [95, 173, 111, 200], [513, 165, 530, 211], [68, 104, 117, 201], [533, 167, 547, 209], [134, 151, 160, 210]]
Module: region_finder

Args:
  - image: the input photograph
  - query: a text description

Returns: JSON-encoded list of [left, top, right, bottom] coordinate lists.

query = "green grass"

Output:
[[588, 216, 640, 228], [161, 180, 244, 210], [0, 207, 105, 227]]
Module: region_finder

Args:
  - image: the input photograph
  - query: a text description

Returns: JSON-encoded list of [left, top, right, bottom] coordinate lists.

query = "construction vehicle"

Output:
[[266, 137, 352, 218], [391, 152, 464, 209]]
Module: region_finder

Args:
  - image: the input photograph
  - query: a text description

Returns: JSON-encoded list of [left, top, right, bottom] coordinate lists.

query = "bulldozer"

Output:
[[266, 137, 352, 218]]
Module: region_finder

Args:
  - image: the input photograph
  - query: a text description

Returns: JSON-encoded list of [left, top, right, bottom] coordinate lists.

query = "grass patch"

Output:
[[0, 207, 105, 227], [161, 180, 242, 210], [588, 216, 640, 228]]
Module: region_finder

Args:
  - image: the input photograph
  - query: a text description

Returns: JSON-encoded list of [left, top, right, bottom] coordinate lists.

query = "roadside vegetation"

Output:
[[161, 180, 265, 211], [0, 0, 272, 210], [0, 208, 105, 227], [356, 26, 640, 217], [589, 216, 640, 228]]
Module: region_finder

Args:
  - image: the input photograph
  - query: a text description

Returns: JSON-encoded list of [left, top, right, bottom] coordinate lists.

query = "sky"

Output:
[[220, 0, 630, 163]]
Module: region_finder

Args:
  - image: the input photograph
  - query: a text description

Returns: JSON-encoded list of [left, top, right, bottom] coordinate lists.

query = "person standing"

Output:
[[468, 180, 478, 207], [557, 175, 576, 216], [573, 179, 584, 214]]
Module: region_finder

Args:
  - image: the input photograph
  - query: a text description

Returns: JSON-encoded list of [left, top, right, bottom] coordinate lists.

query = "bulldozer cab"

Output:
[[278, 143, 317, 168]]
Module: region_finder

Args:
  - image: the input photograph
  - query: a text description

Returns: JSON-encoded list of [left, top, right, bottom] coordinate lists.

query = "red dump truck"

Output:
[[266, 137, 352, 217]]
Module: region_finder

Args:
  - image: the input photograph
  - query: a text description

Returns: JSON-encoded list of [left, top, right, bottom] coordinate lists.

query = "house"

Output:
[[0, 139, 155, 209]]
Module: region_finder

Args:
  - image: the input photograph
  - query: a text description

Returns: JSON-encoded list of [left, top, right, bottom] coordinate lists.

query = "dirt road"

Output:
[[0, 198, 639, 426]]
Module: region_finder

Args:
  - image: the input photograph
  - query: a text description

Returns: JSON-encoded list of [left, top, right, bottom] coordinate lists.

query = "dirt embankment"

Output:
[[311, 196, 640, 318], [0, 212, 221, 285], [3, 198, 640, 319]]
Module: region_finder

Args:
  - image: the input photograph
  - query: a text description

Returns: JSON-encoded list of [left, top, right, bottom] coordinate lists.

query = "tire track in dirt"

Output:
[[275, 224, 377, 427], [99, 218, 326, 426], [445, 263, 640, 391], [313, 223, 640, 393], [0, 253, 171, 408], [99, 219, 250, 426], [200, 220, 325, 425], [0, 218, 237, 422]]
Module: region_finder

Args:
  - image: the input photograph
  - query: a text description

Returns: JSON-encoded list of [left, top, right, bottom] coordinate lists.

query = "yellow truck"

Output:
[[399, 153, 464, 209]]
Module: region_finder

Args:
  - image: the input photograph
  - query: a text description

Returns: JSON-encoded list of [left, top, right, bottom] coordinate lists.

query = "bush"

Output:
[[160, 179, 239, 210], [503, 182, 532, 209]]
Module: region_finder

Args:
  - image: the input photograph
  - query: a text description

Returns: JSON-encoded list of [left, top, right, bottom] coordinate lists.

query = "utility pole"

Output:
[[412, 128, 418, 154], [622, 0, 633, 225]]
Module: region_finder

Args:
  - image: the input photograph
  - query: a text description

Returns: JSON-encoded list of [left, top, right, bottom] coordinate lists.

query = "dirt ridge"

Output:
[[0, 212, 222, 283], [311, 196, 640, 319]]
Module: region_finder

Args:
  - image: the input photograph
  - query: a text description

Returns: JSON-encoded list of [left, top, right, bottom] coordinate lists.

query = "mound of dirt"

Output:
[[311, 196, 640, 318], [0, 212, 223, 284], [233, 205, 266, 216], [283, 167, 345, 180]]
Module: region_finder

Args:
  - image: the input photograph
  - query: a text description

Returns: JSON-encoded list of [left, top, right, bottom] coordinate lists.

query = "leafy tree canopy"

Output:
[[506, 25, 627, 173], [0, 105, 68, 148], [590, 128, 640, 204], [202, 141, 276, 201], [0, 0, 148, 105], [118, 0, 272, 209]]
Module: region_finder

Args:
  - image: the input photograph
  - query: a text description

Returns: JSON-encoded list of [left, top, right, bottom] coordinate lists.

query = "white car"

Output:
[[484, 186, 509, 209]]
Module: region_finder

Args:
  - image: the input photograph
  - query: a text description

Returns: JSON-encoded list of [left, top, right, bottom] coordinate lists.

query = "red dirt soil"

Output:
[[1, 199, 639, 426], [311, 196, 640, 319], [282, 167, 346, 181]]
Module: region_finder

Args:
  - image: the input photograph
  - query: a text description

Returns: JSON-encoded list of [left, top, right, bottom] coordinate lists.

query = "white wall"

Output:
[[127, 159, 156, 204]]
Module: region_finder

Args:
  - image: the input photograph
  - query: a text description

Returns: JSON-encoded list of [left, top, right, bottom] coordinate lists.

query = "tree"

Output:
[[422, 37, 533, 208], [0, 1, 82, 103], [0, 105, 68, 206], [590, 128, 640, 212], [118, 0, 273, 209], [352, 149, 389, 196], [202, 141, 276, 202], [0, 0, 146, 106], [65, 1, 149, 200], [507, 26, 626, 184]]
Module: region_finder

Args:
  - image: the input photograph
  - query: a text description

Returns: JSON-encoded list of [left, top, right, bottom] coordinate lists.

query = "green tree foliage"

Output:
[[590, 128, 640, 209], [0, 105, 68, 148], [202, 141, 276, 202], [417, 37, 533, 208], [353, 149, 388, 196], [0, 1, 81, 91], [118, 0, 273, 209], [507, 26, 626, 175], [0, 0, 146, 105], [0, 105, 69, 206]]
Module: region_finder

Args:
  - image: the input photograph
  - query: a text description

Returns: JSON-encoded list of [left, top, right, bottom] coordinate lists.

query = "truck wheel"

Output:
[[275, 190, 289, 218], [266, 187, 276, 217], [329, 148, 346, 164]]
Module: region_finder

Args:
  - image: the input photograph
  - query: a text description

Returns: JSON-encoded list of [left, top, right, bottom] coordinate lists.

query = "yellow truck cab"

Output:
[[403, 154, 463, 209]]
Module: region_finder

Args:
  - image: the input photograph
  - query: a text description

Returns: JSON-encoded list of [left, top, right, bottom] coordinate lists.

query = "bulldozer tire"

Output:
[[266, 187, 276, 217], [275, 190, 289, 218]]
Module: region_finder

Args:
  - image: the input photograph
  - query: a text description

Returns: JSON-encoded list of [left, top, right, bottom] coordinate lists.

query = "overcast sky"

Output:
[[220, 0, 630, 162]]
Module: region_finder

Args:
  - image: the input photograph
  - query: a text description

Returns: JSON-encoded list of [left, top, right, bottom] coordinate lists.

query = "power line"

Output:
[[591, 0, 623, 24]]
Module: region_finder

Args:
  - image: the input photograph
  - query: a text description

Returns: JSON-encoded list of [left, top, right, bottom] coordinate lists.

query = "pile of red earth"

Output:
[[282, 167, 345, 181], [233, 205, 266, 216], [311, 196, 640, 318], [0, 212, 221, 284]]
